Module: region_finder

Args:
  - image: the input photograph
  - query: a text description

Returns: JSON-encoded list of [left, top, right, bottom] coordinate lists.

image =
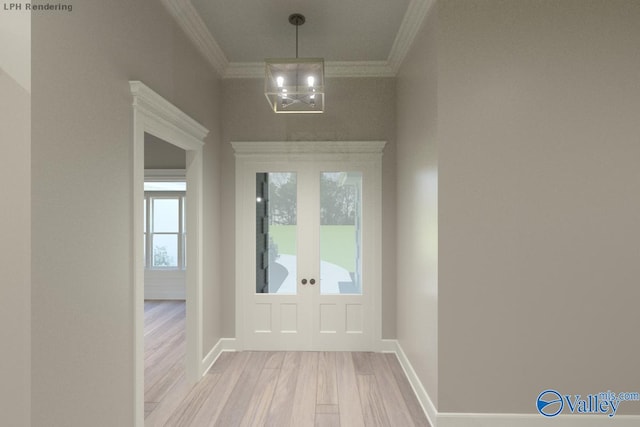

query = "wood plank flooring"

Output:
[[145, 300, 186, 420], [145, 301, 431, 427]]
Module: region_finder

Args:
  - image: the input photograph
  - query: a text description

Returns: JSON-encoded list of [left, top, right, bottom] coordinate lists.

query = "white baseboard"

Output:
[[200, 338, 237, 376], [381, 339, 640, 427], [438, 413, 640, 427], [381, 339, 438, 427]]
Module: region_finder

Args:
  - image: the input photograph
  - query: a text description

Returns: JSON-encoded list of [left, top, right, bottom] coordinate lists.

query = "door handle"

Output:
[[301, 278, 308, 285], [309, 278, 316, 285]]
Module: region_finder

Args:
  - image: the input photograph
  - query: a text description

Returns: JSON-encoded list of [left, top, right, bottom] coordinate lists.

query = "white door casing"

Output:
[[130, 81, 208, 427], [233, 141, 385, 351]]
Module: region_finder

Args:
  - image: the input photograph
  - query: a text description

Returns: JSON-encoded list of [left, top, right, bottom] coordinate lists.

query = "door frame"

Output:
[[130, 81, 209, 426], [232, 140, 385, 352]]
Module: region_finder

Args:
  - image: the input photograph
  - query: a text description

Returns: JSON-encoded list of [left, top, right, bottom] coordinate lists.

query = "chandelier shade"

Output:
[[265, 58, 325, 113]]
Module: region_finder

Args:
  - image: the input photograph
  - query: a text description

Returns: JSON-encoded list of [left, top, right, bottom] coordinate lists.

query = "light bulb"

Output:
[[307, 76, 315, 87], [276, 76, 284, 88]]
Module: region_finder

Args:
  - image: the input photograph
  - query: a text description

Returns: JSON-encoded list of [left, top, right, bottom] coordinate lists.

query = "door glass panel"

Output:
[[256, 172, 297, 294], [320, 172, 362, 294]]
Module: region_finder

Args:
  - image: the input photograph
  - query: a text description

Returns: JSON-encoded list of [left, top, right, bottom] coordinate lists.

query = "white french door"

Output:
[[234, 141, 384, 351]]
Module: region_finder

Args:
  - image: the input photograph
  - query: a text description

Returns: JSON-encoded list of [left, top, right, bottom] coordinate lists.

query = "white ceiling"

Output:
[[161, 0, 433, 78]]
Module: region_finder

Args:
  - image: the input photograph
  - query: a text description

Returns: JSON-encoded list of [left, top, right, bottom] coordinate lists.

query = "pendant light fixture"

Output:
[[265, 13, 325, 113]]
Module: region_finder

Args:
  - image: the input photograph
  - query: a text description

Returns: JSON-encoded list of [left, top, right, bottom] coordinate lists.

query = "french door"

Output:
[[233, 141, 384, 351]]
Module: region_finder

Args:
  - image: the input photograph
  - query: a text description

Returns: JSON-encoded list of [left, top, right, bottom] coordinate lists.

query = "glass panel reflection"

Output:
[[320, 172, 362, 294], [256, 172, 297, 294]]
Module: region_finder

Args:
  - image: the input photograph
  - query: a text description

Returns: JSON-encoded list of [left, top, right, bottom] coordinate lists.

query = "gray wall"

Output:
[[438, 0, 640, 414], [31, 1, 223, 425], [220, 77, 397, 338], [0, 71, 31, 427], [395, 4, 439, 408], [144, 133, 187, 169]]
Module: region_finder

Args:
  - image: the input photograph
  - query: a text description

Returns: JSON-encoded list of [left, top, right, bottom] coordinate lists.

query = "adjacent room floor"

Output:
[[144, 300, 430, 426]]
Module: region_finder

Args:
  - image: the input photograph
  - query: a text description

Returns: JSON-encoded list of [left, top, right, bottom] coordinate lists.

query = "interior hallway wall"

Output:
[[30, 0, 223, 425], [437, 0, 640, 414], [220, 77, 397, 339], [0, 71, 31, 427], [144, 133, 187, 169], [395, 4, 439, 408]]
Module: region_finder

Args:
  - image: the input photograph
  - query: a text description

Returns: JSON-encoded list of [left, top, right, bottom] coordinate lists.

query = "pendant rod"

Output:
[[289, 13, 305, 58]]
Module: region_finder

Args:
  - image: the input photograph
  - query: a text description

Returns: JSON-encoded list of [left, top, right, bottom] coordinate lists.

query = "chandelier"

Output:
[[265, 13, 325, 113]]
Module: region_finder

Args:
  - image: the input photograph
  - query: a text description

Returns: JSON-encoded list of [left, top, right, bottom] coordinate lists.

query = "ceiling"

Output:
[[161, 0, 433, 78]]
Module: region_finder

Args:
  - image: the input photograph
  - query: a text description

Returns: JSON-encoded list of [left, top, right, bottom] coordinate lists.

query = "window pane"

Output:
[[320, 172, 362, 295], [256, 172, 297, 294], [152, 234, 178, 267], [153, 198, 179, 232]]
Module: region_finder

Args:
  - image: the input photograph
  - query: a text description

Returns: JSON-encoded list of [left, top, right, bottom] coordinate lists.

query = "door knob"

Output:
[[309, 278, 316, 285], [301, 278, 308, 285]]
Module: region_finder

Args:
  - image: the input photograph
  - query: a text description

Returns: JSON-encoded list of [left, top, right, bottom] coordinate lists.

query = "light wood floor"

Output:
[[145, 301, 430, 427], [145, 300, 187, 420]]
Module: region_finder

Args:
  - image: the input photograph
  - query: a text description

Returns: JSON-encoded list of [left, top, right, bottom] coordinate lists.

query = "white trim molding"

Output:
[[382, 339, 640, 427], [437, 413, 640, 427], [159, 0, 228, 75], [201, 338, 238, 376], [387, 0, 435, 74], [129, 81, 208, 147], [161, 0, 433, 78], [130, 81, 209, 427], [224, 61, 396, 79], [381, 340, 438, 427]]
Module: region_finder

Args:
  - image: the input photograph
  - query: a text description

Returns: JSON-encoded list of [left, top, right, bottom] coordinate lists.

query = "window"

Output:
[[143, 183, 186, 270]]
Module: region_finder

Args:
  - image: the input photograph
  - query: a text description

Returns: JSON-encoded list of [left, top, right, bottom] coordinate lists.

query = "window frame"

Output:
[[144, 169, 186, 271], [144, 191, 186, 270]]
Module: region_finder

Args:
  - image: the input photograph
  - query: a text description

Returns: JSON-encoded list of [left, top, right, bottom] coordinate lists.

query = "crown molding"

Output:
[[224, 61, 395, 79], [387, 0, 435, 74], [231, 140, 386, 156], [163, 0, 432, 78], [325, 61, 396, 78], [160, 0, 228, 76]]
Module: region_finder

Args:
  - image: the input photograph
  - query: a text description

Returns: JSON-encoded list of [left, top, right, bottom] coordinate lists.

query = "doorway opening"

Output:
[[130, 81, 208, 426], [143, 137, 187, 419]]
